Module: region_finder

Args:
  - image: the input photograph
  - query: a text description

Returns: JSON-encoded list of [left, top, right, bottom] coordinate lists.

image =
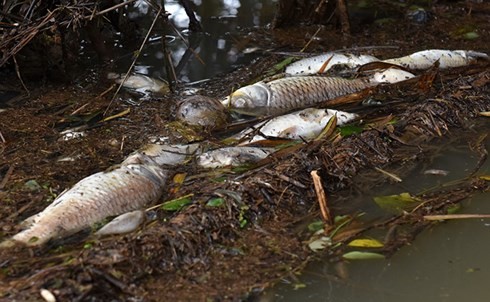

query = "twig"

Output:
[[104, 6, 162, 116], [178, 0, 202, 31], [374, 167, 402, 182], [300, 26, 322, 53], [264, 169, 307, 189], [93, 0, 139, 18], [0, 165, 14, 190], [310, 170, 332, 227], [12, 55, 30, 96], [0, 131, 5, 143], [424, 214, 490, 221]]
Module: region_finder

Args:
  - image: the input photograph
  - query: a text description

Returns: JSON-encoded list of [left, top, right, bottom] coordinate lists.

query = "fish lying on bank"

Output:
[[234, 108, 358, 144], [197, 146, 273, 168], [285, 52, 379, 76], [382, 49, 489, 70], [223, 68, 414, 116], [107, 72, 170, 94], [3, 164, 168, 246]]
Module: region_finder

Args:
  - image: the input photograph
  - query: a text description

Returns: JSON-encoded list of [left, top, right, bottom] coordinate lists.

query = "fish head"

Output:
[[229, 83, 270, 113]]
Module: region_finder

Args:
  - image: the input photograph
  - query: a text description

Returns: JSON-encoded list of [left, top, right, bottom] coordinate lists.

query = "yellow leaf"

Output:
[[479, 175, 490, 181], [479, 111, 490, 117], [173, 173, 187, 184], [348, 238, 384, 248]]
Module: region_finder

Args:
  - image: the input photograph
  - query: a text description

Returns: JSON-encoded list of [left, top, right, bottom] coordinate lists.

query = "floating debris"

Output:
[[285, 52, 379, 76], [176, 95, 230, 128], [197, 147, 272, 168], [383, 49, 489, 70], [95, 210, 145, 236], [223, 69, 414, 116], [4, 164, 168, 246], [235, 108, 358, 144], [107, 72, 170, 94], [423, 169, 450, 176]]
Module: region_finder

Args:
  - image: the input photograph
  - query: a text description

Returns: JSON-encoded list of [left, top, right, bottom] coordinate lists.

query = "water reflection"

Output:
[[116, 0, 277, 83]]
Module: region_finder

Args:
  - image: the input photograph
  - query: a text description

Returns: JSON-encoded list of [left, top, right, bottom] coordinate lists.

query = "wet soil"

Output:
[[0, 1, 490, 301]]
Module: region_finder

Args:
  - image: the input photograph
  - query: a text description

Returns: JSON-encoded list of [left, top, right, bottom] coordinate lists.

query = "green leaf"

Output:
[[293, 283, 306, 290], [308, 236, 332, 252], [161, 195, 193, 211], [446, 204, 461, 214], [464, 32, 479, 40], [338, 125, 363, 137], [348, 238, 384, 248], [374, 192, 421, 213], [308, 220, 324, 232], [206, 197, 225, 207], [342, 251, 385, 260]]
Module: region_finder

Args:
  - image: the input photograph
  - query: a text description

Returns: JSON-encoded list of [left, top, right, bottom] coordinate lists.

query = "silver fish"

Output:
[[222, 76, 371, 116], [197, 147, 272, 168], [235, 108, 358, 144], [7, 164, 168, 246], [107, 72, 170, 94], [285, 53, 379, 76], [382, 49, 489, 70], [222, 68, 414, 116]]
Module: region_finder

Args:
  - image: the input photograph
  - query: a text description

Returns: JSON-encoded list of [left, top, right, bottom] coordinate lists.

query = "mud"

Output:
[[0, 1, 490, 301]]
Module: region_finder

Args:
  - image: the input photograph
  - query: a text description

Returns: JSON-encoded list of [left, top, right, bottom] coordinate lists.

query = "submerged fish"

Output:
[[107, 72, 170, 94], [6, 164, 168, 246], [197, 147, 272, 168], [235, 108, 359, 144], [222, 69, 414, 116], [382, 49, 489, 70], [285, 53, 379, 76], [176, 95, 230, 129]]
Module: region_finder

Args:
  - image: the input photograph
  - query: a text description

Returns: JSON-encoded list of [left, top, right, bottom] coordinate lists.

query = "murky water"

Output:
[[110, 0, 277, 83], [266, 126, 490, 302]]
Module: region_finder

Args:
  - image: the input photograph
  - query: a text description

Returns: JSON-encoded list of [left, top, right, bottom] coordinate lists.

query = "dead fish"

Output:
[[370, 67, 415, 83], [95, 210, 145, 236], [176, 95, 230, 129], [382, 49, 489, 70], [285, 52, 379, 76], [222, 69, 414, 116], [235, 108, 358, 144], [197, 147, 272, 168], [107, 72, 170, 94], [6, 164, 168, 246], [121, 143, 201, 167]]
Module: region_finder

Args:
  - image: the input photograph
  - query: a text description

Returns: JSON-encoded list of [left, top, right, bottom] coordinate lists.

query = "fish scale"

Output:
[[11, 164, 168, 246], [265, 76, 371, 112]]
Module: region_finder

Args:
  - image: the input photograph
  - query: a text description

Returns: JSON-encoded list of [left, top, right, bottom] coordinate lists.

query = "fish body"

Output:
[[197, 147, 272, 168], [382, 50, 489, 70], [285, 53, 379, 76], [10, 164, 168, 246], [222, 68, 414, 116], [107, 72, 170, 94], [223, 76, 371, 116], [235, 108, 358, 144]]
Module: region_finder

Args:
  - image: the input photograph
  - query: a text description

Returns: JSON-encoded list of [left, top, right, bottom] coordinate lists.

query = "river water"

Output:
[[114, 1, 490, 301], [267, 129, 490, 302]]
